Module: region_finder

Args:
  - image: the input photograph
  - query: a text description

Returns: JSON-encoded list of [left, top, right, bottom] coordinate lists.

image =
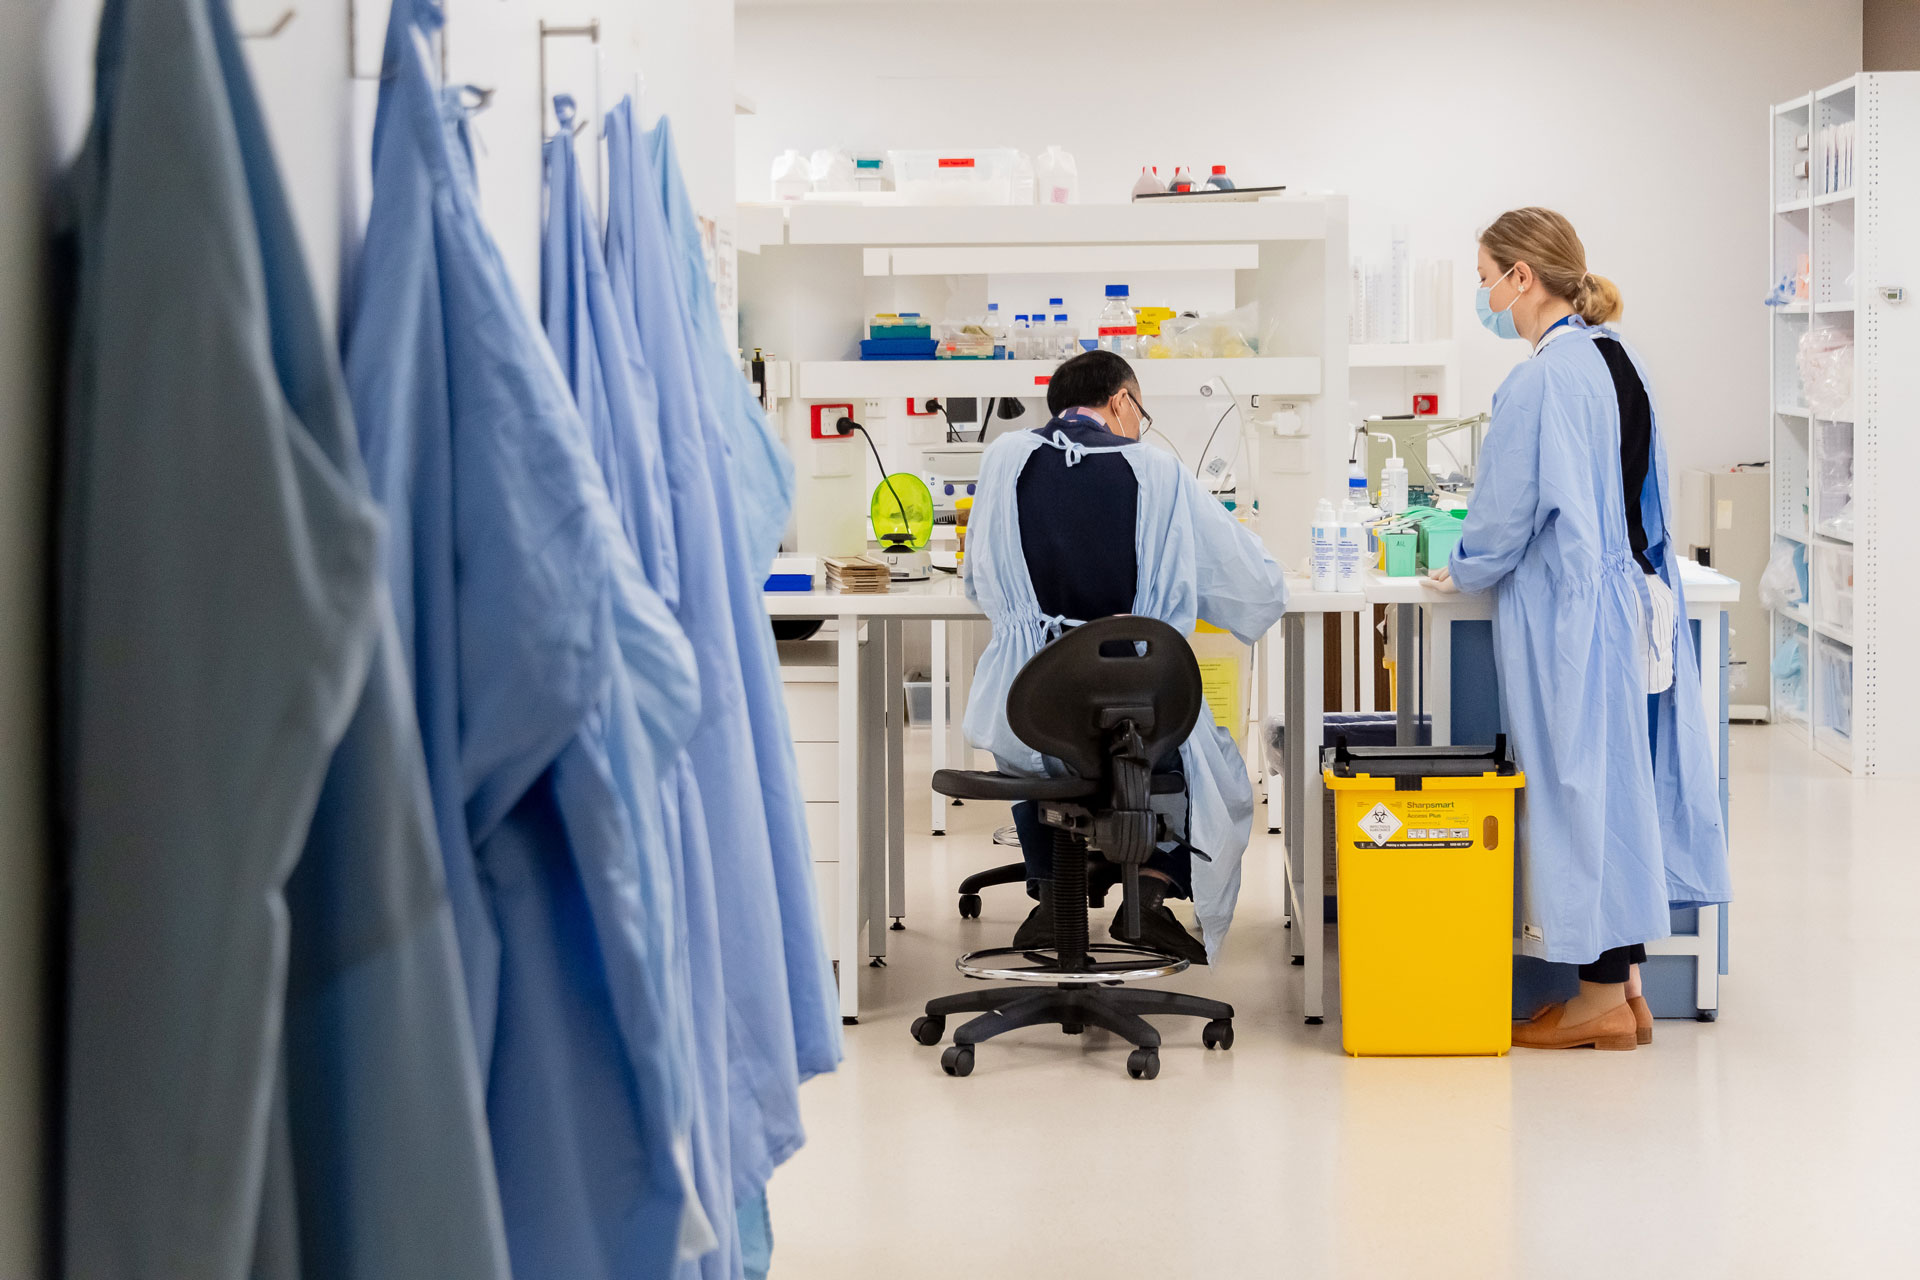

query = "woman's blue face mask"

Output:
[[1475, 266, 1522, 341]]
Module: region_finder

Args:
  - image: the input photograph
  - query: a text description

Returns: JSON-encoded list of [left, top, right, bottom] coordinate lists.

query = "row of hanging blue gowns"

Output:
[[57, 0, 509, 1274], [345, 0, 838, 1274], [643, 116, 841, 1088], [56, 0, 836, 1270], [539, 94, 742, 1280], [345, 5, 721, 1276], [542, 88, 842, 1265]]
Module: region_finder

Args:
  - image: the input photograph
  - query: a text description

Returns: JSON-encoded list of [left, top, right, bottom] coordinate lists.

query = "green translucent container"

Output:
[[1382, 529, 1420, 577], [1419, 515, 1465, 569]]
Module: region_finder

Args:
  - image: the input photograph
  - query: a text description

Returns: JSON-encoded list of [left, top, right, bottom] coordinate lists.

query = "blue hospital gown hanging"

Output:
[[541, 95, 743, 1280], [57, 0, 508, 1274], [641, 111, 842, 1082], [605, 100, 841, 1207], [346, 5, 713, 1275]]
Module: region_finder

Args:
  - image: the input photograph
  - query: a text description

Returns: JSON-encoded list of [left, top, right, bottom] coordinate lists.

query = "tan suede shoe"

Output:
[[1628, 995, 1653, 1046], [1512, 1000, 1638, 1051]]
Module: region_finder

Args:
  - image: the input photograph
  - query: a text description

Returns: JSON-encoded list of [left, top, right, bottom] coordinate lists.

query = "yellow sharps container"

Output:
[[1322, 736, 1524, 1057]]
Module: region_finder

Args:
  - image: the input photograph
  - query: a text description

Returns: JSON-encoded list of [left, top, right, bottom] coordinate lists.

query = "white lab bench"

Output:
[[771, 572, 1368, 1025], [1286, 560, 1740, 1022], [1267, 580, 1368, 1025], [769, 577, 982, 1022]]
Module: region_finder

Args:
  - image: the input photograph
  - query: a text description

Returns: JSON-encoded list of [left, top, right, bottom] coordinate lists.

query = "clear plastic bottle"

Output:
[[1012, 151, 1036, 205], [1053, 313, 1075, 358], [1130, 166, 1165, 199], [1097, 285, 1137, 356], [1204, 164, 1234, 191], [1012, 315, 1031, 360], [1347, 460, 1372, 510], [1026, 313, 1049, 360], [984, 302, 1007, 359]]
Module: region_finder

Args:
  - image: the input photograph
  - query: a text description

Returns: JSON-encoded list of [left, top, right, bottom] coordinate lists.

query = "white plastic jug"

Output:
[[1035, 146, 1079, 204], [808, 148, 857, 193], [771, 149, 810, 201]]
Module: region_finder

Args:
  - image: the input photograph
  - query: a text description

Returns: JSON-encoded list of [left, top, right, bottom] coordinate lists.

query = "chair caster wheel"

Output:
[[941, 1045, 974, 1077], [1202, 1019, 1234, 1051], [957, 894, 982, 919], [1061, 1022, 1085, 1035], [1696, 1009, 1719, 1023], [911, 1015, 946, 1046], [1126, 1047, 1160, 1080]]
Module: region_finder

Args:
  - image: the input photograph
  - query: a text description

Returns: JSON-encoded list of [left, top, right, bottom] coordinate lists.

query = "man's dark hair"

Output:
[[1045, 349, 1138, 418]]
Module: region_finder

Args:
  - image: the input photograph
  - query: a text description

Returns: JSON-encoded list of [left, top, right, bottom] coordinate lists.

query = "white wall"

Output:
[[735, 0, 1863, 472], [44, 0, 739, 332]]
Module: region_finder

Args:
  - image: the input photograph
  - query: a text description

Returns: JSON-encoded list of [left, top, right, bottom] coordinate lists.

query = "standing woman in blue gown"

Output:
[[1430, 208, 1731, 1051]]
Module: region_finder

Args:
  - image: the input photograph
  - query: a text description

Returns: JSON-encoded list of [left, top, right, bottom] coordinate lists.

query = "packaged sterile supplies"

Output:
[[1035, 146, 1079, 203], [1819, 120, 1855, 195], [886, 149, 1021, 204], [1798, 326, 1854, 421]]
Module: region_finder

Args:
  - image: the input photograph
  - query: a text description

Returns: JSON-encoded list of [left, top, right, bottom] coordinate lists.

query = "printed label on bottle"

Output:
[[1096, 325, 1138, 336], [937, 157, 976, 168]]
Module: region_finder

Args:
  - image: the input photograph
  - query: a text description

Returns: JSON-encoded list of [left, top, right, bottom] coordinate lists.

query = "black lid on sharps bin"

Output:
[[1321, 734, 1517, 780]]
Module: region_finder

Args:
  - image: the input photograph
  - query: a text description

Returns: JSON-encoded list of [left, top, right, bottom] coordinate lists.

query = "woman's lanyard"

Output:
[[1532, 313, 1582, 355]]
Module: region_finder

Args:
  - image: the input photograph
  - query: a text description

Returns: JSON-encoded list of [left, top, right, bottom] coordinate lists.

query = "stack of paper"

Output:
[[825, 555, 891, 594]]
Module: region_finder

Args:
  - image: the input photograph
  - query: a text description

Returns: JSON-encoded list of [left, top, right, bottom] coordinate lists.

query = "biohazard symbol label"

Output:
[[1357, 802, 1402, 846]]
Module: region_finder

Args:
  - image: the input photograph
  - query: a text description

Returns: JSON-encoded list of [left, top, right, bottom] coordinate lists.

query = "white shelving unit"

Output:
[[1768, 73, 1920, 775], [738, 197, 1351, 571], [792, 356, 1322, 401], [1348, 340, 1461, 431]]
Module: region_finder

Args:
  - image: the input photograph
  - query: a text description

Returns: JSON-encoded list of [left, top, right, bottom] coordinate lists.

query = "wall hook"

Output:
[[241, 6, 296, 38], [539, 18, 605, 209], [348, 0, 449, 82]]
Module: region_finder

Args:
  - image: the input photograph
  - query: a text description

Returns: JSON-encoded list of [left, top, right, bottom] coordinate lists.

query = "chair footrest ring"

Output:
[[956, 944, 1189, 985]]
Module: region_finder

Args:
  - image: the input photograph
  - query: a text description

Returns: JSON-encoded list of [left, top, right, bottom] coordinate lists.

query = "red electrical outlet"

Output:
[[1412, 394, 1439, 416], [810, 403, 857, 439], [907, 398, 938, 416]]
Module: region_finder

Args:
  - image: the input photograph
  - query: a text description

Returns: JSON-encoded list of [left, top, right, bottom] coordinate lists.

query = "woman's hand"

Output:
[[1422, 567, 1459, 593]]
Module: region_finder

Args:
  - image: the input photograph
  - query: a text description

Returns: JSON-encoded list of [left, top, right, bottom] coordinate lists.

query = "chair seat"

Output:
[[929, 769, 1096, 801]]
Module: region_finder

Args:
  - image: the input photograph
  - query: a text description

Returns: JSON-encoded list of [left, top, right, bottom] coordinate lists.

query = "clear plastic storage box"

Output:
[[885, 150, 1021, 205]]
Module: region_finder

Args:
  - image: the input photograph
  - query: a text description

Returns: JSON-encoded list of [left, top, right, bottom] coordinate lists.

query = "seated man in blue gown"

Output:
[[998, 351, 1205, 964]]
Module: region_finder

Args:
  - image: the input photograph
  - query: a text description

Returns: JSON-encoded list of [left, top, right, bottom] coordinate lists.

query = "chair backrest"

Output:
[[1006, 615, 1203, 781]]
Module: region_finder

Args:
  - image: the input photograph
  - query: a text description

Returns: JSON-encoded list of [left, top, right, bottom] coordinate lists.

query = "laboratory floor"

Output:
[[767, 723, 1920, 1279]]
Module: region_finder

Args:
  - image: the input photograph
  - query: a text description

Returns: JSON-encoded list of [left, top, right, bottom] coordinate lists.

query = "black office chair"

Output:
[[956, 834, 1120, 919], [911, 616, 1234, 1080]]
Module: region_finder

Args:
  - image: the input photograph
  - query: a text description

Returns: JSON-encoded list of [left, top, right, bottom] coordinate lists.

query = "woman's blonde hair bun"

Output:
[[1480, 207, 1623, 325]]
